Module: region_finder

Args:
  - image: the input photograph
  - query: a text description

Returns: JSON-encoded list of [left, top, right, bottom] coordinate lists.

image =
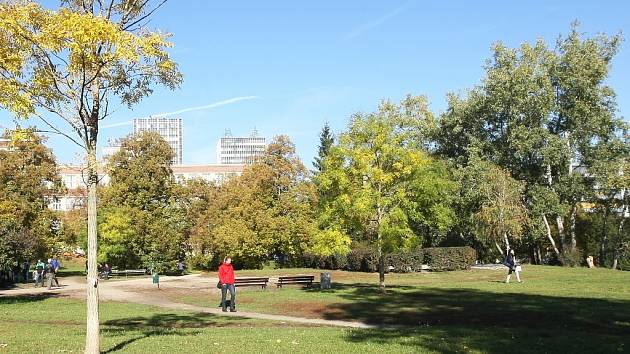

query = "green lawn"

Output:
[[1, 266, 629, 353]]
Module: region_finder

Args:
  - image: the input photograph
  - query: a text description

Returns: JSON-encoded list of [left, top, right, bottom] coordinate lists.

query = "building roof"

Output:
[[58, 164, 245, 174], [0, 138, 11, 150], [172, 164, 245, 173]]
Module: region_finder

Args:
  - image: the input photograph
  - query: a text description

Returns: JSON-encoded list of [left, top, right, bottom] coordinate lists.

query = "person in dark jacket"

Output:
[[504, 249, 522, 283], [218, 257, 236, 312]]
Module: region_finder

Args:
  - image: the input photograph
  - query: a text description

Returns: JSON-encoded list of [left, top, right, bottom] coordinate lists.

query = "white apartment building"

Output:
[[216, 130, 266, 165], [51, 164, 244, 211], [101, 138, 122, 161], [0, 138, 10, 151], [133, 117, 183, 165]]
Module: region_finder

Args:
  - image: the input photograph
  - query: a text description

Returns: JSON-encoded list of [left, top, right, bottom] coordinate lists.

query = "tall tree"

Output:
[[0, 2, 181, 351], [313, 122, 334, 173], [0, 130, 61, 274], [590, 132, 630, 268], [317, 97, 456, 289], [193, 136, 318, 268], [472, 160, 529, 254], [435, 25, 624, 264], [101, 132, 186, 269]]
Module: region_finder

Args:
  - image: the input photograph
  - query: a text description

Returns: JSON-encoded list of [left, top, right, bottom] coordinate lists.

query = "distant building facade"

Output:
[[52, 164, 244, 211], [216, 130, 266, 164], [100, 138, 122, 161], [0, 137, 10, 151], [133, 117, 183, 165]]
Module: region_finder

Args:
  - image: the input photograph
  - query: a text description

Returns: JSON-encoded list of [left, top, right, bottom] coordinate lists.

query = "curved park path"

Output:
[[0, 274, 375, 329]]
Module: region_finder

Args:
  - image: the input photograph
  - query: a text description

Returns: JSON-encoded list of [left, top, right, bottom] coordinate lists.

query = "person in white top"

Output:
[[504, 249, 522, 283]]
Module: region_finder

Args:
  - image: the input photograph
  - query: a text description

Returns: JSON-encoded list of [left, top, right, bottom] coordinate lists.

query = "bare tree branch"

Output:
[[122, 0, 167, 31], [32, 112, 86, 149]]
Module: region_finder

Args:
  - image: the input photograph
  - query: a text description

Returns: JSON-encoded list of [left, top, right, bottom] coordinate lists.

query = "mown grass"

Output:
[[1, 266, 628, 353]]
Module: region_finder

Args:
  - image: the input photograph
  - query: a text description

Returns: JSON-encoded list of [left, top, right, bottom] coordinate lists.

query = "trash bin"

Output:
[[320, 272, 331, 289], [152, 272, 160, 289]]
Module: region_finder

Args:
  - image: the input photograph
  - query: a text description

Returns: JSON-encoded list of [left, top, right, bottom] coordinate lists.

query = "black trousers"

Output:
[[221, 284, 236, 309]]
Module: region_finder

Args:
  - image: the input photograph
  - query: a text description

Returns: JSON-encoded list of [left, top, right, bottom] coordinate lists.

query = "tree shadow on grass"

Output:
[[0, 293, 65, 304], [102, 312, 250, 353], [318, 285, 630, 353]]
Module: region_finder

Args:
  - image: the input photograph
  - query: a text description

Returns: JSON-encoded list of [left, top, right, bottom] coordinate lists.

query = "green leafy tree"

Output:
[[435, 25, 624, 264], [193, 136, 318, 268], [0, 2, 181, 350], [472, 160, 529, 255], [103, 131, 175, 210], [590, 133, 630, 268], [101, 131, 186, 270], [313, 122, 334, 173], [0, 130, 62, 272], [317, 97, 456, 289]]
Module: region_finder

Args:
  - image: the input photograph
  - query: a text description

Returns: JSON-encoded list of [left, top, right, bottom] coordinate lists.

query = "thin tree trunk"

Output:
[[503, 232, 510, 253], [569, 205, 577, 251], [85, 77, 101, 354], [600, 207, 609, 265], [613, 205, 628, 270], [85, 147, 100, 354], [378, 252, 385, 290], [537, 244, 543, 265], [495, 241, 503, 256], [543, 214, 560, 257], [546, 163, 566, 253], [556, 215, 566, 252]]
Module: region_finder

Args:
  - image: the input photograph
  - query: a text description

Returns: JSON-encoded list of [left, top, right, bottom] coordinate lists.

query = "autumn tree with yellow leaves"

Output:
[[0, 1, 181, 352]]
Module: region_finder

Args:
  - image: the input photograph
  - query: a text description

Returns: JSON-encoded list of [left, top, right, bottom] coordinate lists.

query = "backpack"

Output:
[[36, 263, 44, 273]]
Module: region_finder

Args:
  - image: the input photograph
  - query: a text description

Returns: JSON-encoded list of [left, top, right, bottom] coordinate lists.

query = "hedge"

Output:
[[422, 247, 477, 271], [301, 246, 476, 273]]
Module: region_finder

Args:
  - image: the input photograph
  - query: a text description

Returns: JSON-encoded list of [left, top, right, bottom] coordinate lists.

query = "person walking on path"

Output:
[[218, 257, 236, 312], [504, 249, 522, 283], [35, 259, 45, 287], [50, 257, 60, 287], [44, 259, 54, 289], [21, 261, 30, 283]]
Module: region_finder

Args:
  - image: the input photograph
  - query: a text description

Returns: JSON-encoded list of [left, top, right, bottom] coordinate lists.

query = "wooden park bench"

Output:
[[276, 275, 314, 288], [111, 269, 146, 278], [234, 277, 269, 290]]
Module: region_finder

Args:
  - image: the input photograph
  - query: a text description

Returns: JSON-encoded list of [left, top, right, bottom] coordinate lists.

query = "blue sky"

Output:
[[1, 1, 629, 166]]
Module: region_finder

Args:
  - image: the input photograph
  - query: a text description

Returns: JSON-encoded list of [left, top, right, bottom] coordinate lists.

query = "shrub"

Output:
[[330, 253, 348, 270], [360, 249, 379, 272], [187, 254, 221, 270], [301, 246, 476, 273], [385, 250, 424, 273], [422, 247, 477, 271], [560, 249, 583, 267], [346, 250, 364, 271]]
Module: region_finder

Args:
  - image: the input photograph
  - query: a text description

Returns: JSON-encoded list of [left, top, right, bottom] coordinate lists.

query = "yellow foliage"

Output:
[[0, 1, 181, 119]]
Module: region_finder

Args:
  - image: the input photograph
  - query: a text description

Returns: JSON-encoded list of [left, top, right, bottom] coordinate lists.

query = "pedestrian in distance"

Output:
[[35, 259, 45, 287], [218, 257, 236, 312], [51, 257, 60, 287], [45, 259, 54, 289], [21, 260, 30, 283], [176, 260, 185, 275], [504, 249, 522, 283]]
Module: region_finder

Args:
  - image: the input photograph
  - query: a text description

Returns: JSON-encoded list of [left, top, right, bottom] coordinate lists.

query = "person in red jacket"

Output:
[[218, 257, 236, 312]]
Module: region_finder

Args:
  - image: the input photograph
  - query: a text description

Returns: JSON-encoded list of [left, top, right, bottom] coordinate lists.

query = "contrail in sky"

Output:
[[343, 1, 413, 40], [101, 96, 260, 129]]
